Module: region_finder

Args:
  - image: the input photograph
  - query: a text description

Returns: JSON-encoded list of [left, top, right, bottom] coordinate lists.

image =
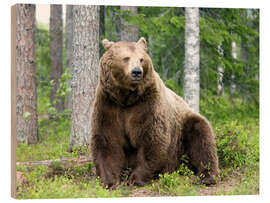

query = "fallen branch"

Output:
[[16, 156, 92, 168]]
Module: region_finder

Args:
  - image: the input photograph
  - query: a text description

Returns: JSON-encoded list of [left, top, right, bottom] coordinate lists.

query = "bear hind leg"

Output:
[[182, 114, 219, 185]]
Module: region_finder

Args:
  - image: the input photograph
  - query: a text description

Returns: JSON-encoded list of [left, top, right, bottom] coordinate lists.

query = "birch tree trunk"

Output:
[[183, 7, 200, 113], [65, 5, 73, 110], [230, 41, 237, 95], [16, 4, 38, 143], [217, 44, 224, 96], [69, 5, 99, 151], [217, 65, 224, 96], [120, 6, 139, 42], [50, 5, 64, 112]]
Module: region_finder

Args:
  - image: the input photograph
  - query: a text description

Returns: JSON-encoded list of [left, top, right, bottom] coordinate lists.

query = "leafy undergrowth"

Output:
[[16, 94, 259, 198]]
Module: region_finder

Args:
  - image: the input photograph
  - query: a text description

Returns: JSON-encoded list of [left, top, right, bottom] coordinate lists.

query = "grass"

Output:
[[15, 94, 259, 198]]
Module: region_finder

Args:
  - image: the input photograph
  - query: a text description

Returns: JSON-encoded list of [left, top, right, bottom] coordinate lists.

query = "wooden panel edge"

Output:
[[11, 4, 17, 199]]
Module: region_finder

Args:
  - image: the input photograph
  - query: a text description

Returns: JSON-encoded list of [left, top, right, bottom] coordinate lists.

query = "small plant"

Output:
[[71, 145, 89, 157], [215, 121, 253, 169]]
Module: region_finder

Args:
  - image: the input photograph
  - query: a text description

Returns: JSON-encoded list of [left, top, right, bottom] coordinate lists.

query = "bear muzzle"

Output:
[[131, 67, 143, 82]]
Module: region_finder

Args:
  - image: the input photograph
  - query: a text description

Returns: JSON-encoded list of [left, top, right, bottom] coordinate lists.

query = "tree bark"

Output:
[[120, 6, 139, 42], [65, 5, 73, 110], [50, 5, 64, 112], [69, 5, 99, 151], [183, 7, 200, 113], [15, 4, 38, 144]]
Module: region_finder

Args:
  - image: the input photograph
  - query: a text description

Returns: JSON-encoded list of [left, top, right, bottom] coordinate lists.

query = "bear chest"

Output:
[[120, 107, 150, 148]]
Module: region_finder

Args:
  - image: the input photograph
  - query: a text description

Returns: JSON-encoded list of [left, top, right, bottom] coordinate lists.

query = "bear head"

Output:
[[99, 37, 154, 92]]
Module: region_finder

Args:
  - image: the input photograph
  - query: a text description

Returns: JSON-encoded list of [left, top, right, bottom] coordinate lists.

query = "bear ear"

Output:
[[136, 37, 147, 50], [102, 39, 114, 50]]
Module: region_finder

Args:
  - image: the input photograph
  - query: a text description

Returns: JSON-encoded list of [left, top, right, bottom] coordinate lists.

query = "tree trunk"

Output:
[[50, 5, 64, 112], [217, 44, 224, 96], [217, 65, 224, 96], [69, 5, 99, 151], [183, 7, 200, 113], [230, 41, 237, 95], [120, 6, 139, 42], [15, 4, 38, 144], [65, 5, 73, 110]]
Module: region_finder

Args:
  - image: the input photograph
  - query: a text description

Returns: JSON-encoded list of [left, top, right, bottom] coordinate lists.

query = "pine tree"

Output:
[[15, 4, 38, 144], [69, 5, 99, 151]]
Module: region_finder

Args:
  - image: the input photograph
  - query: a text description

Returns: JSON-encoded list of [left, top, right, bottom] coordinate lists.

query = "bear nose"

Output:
[[131, 67, 142, 79]]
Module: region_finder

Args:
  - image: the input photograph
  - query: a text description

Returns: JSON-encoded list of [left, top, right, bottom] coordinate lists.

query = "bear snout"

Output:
[[131, 67, 143, 80]]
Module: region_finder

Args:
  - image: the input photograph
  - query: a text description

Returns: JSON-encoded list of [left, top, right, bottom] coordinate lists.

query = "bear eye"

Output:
[[140, 58, 144, 63], [123, 57, 130, 62]]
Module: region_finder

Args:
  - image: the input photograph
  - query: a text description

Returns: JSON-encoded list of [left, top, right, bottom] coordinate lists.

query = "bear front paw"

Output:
[[128, 171, 148, 186], [102, 179, 120, 190]]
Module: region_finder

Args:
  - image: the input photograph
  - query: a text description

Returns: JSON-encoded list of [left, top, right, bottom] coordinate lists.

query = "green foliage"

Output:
[[200, 92, 259, 171], [164, 79, 183, 96], [71, 145, 90, 158], [215, 121, 258, 169], [36, 24, 51, 95], [151, 164, 199, 196]]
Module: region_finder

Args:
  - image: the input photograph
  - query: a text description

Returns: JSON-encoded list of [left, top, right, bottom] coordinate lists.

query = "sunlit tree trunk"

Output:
[[217, 65, 224, 96], [183, 7, 200, 113], [50, 5, 64, 112], [69, 5, 99, 151], [15, 4, 38, 143], [217, 44, 224, 96], [230, 41, 237, 95], [65, 5, 73, 110], [120, 6, 139, 42]]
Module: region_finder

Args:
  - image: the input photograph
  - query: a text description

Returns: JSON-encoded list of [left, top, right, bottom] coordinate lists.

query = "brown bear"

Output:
[[90, 37, 219, 188]]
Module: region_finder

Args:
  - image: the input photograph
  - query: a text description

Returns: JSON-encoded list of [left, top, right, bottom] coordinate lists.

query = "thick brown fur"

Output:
[[90, 38, 219, 188]]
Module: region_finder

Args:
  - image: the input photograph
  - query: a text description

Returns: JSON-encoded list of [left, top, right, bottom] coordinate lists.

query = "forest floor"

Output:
[[15, 95, 259, 199]]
